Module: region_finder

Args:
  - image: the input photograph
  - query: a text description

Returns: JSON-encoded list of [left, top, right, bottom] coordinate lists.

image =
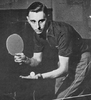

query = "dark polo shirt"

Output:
[[33, 21, 89, 57]]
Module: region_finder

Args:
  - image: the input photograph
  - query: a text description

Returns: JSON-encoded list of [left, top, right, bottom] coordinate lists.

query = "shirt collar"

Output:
[[46, 21, 55, 37]]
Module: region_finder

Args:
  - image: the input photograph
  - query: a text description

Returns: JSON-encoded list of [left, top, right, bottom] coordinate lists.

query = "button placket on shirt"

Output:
[[46, 29, 59, 48]]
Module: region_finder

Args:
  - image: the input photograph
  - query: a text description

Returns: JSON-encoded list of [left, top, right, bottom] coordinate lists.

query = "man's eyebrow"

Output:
[[30, 20, 36, 22], [39, 19, 46, 21]]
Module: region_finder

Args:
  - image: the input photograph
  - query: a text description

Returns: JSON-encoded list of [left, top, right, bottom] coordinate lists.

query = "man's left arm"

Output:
[[41, 55, 69, 79], [20, 55, 69, 79]]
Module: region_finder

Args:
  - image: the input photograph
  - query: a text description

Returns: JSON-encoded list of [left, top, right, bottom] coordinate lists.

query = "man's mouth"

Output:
[[35, 30, 42, 34]]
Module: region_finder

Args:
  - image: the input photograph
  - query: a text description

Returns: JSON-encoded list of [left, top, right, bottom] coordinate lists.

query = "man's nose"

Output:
[[36, 22, 40, 30]]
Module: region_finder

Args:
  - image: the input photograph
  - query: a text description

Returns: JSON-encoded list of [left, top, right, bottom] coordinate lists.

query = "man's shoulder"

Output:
[[51, 21, 73, 32], [52, 21, 70, 25], [51, 21, 71, 28]]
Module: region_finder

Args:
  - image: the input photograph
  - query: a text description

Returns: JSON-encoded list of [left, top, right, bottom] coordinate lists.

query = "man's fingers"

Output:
[[14, 59, 22, 62], [20, 75, 31, 79], [14, 53, 25, 63], [19, 74, 38, 79]]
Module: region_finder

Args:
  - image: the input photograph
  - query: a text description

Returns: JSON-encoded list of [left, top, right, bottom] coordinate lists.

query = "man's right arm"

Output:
[[14, 52, 42, 67], [28, 52, 42, 66]]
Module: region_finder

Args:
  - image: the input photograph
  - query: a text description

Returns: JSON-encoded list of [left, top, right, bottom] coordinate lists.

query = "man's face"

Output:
[[27, 11, 47, 34]]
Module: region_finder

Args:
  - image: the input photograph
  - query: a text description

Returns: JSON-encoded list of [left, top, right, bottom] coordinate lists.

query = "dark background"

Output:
[[0, 9, 56, 100]]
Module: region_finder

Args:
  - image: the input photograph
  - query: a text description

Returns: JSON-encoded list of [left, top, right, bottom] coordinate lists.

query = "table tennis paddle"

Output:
[[6, 33, 24, 56]]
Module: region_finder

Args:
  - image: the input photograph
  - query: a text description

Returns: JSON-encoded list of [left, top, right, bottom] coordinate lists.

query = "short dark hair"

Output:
[[26, 2, 48, 16]]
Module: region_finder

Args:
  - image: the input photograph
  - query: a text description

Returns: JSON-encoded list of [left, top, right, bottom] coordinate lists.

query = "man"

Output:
[[14, 1, 91, 99]]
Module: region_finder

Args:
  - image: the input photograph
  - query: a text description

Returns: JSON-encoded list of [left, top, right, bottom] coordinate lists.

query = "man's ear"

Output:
[[26, 16, 29, 23]]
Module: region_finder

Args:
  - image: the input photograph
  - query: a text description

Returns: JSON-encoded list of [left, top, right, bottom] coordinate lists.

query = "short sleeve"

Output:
[[58, 32, 73, 57]]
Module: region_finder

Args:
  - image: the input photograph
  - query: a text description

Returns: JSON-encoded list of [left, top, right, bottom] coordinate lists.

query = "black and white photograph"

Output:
[[0, 0, 91, 100]]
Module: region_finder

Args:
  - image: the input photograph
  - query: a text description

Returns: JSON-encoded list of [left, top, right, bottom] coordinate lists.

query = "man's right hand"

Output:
[[14, 53, 25, 63], [14, 53, 41, 66]]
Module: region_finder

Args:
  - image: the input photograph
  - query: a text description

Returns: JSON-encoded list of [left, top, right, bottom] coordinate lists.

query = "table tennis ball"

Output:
[[30, 71, 35, 77]]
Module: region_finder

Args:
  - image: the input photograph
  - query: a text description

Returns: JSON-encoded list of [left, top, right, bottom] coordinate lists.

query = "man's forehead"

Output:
[[28, 11, 45, 19]]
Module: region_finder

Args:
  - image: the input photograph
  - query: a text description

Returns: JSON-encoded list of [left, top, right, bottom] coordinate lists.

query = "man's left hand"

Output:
[[19, 73, 42, 79]]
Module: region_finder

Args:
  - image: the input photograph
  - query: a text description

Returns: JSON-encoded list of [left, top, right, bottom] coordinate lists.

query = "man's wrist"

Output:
[[38, 74, 43, 79], [23, 56, 40, 66], [23, 56, 31, 64]]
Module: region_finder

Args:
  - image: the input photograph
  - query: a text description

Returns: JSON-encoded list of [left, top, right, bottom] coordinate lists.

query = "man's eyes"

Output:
[[30, 20, 36, 23], [40, 19, 45, 23], [30, 19, 46, 23]]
